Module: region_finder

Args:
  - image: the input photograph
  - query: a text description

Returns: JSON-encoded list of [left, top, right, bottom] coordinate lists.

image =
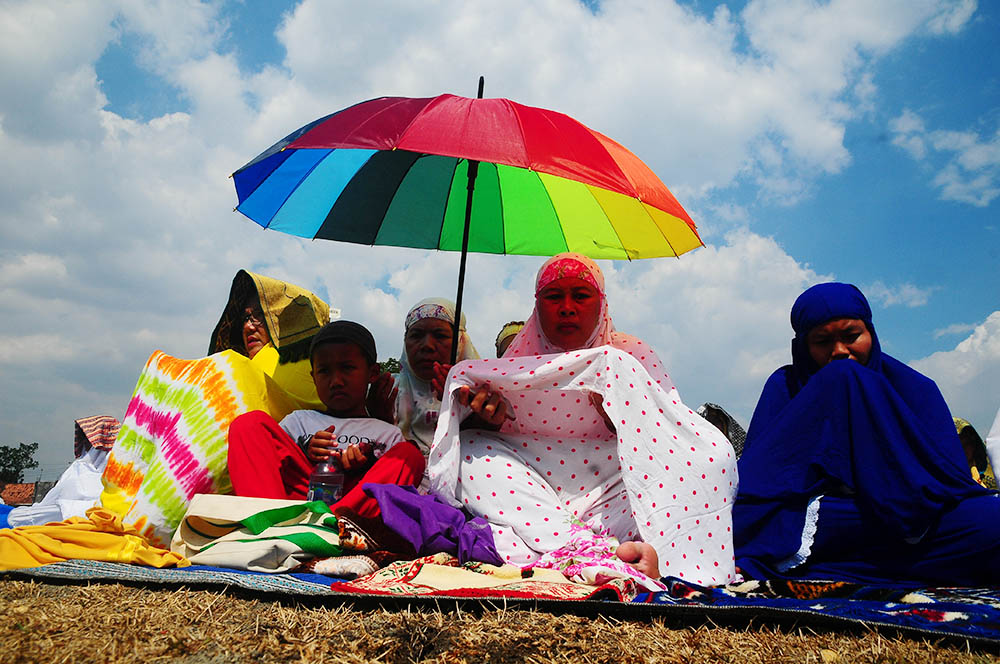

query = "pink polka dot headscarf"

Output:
[[534, 254, 604, 295], [505, 252, 616, 355]]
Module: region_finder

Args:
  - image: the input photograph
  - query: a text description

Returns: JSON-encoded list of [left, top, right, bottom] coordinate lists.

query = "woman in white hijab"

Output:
[[395, 298, 480, 457]]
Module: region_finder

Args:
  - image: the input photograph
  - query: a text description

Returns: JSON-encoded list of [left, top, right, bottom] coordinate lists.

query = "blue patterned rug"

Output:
[[4, 562, 1000, 646], [636, 577, 1000, 647]]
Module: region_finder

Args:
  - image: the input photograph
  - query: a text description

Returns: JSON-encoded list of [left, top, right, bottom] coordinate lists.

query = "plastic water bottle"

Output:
[[307, 458, 344, 504]]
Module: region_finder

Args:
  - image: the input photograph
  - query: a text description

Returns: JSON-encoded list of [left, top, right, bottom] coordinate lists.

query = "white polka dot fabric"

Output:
[[428, 346, 739, 585]]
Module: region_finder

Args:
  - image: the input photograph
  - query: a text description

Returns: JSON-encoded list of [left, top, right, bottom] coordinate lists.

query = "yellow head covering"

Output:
[[209, 270, 330, 358]]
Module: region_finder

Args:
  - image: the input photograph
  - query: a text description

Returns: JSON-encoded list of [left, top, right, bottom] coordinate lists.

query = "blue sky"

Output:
[[1, 0, 998, 480]]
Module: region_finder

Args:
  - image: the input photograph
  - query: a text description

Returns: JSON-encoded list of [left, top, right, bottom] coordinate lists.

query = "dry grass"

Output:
[[1, 580, 998, 663]]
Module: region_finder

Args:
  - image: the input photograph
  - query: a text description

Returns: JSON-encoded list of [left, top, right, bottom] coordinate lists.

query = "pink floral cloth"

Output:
[[529, 517, 668, 591]]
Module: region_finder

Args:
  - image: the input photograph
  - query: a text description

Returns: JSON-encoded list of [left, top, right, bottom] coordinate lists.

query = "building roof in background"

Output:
[[1, 483, 36, 506]]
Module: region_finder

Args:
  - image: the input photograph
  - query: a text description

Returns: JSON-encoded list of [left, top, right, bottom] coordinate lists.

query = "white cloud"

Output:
[[863, 280, 936, 308], [0, 2, 115, 141], [913, 310, 1000, 431], [934, 322, 978, 338], [602, 229, 829, 424], [115, 0, 227, 73], [263, 0, 974, 205], [926, 0, 978, 34], [0, 253, 68, 286], [889, 109, 1000, 207], [0, 334, 76, 364], [889, 109, 927, 159]]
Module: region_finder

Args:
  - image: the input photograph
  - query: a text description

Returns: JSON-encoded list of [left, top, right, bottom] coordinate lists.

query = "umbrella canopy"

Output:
[[233, 94, 701, 260]]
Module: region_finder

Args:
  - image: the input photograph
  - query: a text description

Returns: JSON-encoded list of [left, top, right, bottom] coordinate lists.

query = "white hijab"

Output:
[[395, 298, 479, 454]]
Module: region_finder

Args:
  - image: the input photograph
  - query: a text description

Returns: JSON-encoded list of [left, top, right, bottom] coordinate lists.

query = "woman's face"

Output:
[[536, 276, 602, 351], [241, 300, 270, 359], [405, 318, 454, 380], [806, 317, 873, 368]]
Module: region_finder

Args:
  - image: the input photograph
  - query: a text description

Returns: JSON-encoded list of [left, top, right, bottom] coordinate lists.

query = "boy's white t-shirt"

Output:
[[279, 409, 406, 460]]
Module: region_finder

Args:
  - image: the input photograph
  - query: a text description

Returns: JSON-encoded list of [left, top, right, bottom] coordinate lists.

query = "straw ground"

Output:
[[1, 580, 997, 663]]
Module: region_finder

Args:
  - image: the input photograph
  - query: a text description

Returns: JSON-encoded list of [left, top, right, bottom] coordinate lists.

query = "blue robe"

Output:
[[734, 283, 1000, 586]]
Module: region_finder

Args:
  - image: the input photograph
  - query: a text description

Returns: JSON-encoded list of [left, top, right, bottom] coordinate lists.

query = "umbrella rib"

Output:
[[504, 98, 532, 170], [650, 201, 682, 260], [233, 150, 295, 212], [268, 149, 335, 230], [365, 150, 412, 247], [495, 164, 507, 254], [433, 157, 460, 251], [395, 95, 451, 147], [535, 174, 572, 257], [587, 184, 635, 261]]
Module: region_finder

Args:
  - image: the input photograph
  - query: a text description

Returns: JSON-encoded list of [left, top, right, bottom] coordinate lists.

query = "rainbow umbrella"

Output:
[[232, 81, 701, 360]]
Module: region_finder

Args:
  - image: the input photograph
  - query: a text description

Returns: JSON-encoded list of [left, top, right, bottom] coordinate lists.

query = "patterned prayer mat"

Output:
[[330, 553, 636, 601], [4, 561, 1000, 647]]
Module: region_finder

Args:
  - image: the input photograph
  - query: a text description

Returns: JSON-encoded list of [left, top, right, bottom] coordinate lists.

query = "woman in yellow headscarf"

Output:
[[208, 270, 330, 409]]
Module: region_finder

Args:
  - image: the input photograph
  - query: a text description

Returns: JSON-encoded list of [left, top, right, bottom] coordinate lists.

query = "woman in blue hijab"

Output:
[[734, 282, 1000, 586]]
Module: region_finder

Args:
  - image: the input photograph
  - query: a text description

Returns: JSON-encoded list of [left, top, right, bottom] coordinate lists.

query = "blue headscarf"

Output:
[[788, 282, 881, 391], [748, 282, 951, 445]]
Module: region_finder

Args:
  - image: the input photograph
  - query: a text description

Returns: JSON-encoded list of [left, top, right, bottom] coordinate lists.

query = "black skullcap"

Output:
[[309, 320, 377, 365]]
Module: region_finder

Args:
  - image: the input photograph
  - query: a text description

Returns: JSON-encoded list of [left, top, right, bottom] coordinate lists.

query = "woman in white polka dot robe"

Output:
[[429, 253, 738, 587]]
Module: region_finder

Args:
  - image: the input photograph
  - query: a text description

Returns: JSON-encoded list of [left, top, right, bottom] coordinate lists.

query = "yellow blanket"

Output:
[[0, 508, 188, 571]]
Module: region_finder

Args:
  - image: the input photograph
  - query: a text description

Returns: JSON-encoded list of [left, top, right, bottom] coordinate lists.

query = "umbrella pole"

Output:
[[451, 76, 485, 365]]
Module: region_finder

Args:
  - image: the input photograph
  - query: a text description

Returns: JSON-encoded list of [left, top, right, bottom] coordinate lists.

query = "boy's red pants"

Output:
[[227, 410, 425, 519]]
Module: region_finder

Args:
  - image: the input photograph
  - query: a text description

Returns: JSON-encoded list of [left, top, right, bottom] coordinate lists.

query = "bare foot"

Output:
[[615, 541, 659, 579]]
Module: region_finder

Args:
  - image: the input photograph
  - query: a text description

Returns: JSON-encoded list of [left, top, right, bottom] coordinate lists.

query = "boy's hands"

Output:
[[306, 426, 337, 464], [338, 443, 371, 472], [305, 425, 372, 472]]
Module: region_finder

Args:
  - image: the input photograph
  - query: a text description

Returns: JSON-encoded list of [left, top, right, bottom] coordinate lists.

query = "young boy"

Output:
[[227, 320, 425, 518]]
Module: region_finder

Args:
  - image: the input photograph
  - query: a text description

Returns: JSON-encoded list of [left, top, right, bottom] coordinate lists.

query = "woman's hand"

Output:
[[456, 385, 515, 429], [589, 392, 615, 432], [366, 371, 398, 424], [430, 362, 453, 401]]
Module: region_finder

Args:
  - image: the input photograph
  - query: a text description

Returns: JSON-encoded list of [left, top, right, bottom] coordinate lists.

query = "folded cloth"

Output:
[[364, 484, 502, 565], [170, 494, 351, 572], [0, 507, 188, 571]]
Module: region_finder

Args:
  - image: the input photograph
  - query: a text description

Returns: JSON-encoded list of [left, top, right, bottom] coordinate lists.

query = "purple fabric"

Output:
[[363, 484, 503, 565]]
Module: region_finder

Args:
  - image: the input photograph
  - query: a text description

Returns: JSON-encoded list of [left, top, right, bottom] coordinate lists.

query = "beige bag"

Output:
[[169, 494, 342, 572]]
